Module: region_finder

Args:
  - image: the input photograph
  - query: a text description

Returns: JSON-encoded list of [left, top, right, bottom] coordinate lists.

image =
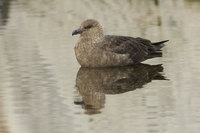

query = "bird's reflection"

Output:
[[74, 63, 167, 115]]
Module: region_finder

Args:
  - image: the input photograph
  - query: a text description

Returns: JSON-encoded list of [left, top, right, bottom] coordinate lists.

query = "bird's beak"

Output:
[[72, 28, 82, 36]]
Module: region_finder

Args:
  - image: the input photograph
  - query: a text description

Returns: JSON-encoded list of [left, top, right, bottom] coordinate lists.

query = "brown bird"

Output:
[[72, 19, 168, 67]]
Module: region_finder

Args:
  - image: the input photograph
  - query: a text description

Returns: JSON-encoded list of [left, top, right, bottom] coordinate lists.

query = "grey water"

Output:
[[0, 0, 200, 133]]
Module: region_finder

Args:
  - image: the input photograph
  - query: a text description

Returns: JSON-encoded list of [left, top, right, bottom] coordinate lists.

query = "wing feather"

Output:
[[101, 35, 149, 62]]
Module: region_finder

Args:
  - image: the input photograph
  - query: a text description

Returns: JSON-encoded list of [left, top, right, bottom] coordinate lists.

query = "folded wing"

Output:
[[101, 35, 151, 62]]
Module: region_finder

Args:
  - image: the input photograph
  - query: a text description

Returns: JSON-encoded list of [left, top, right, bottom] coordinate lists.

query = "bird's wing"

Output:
[[101, 35, 149, 62]]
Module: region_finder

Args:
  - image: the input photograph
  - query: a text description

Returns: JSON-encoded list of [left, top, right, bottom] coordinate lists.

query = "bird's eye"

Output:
[[85, 25, 92, 29]]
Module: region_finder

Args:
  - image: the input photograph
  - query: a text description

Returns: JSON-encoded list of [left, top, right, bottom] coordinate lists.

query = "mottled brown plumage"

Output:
[[72, 19, 168, 67]]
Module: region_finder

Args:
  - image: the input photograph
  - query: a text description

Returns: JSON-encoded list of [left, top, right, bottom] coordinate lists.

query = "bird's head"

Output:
[[72, 19, 103, 39]]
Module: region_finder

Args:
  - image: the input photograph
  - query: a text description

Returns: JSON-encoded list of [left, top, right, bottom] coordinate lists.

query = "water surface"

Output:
[[0, 0, 200, 133]]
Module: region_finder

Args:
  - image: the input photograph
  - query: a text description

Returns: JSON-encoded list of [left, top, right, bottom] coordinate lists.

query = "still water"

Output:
[[0, 0, 200, 133]]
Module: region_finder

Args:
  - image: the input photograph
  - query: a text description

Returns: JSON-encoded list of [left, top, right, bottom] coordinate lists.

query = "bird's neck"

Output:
[[79, 34, 103, 45]]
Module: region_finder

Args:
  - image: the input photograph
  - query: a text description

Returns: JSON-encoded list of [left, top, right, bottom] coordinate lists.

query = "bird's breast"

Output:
[[74, 42, 97, 67]]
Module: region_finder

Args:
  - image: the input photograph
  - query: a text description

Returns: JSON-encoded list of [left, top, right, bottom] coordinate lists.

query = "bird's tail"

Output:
[[152, 40, 169, 50], [147, 40, 169, 59]]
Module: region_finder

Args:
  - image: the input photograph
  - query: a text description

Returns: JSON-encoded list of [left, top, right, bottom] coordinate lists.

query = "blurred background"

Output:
[[0, 0, 200, 133]]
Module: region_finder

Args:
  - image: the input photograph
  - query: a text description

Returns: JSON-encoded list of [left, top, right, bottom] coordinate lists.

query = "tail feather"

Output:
[[152, 40, 169, 49], [152, 40, 169, 46], [147, 51, 162, 59]]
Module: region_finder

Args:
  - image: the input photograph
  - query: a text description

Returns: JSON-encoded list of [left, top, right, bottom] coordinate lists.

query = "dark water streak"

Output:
[[0, 0, 11, 26]]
